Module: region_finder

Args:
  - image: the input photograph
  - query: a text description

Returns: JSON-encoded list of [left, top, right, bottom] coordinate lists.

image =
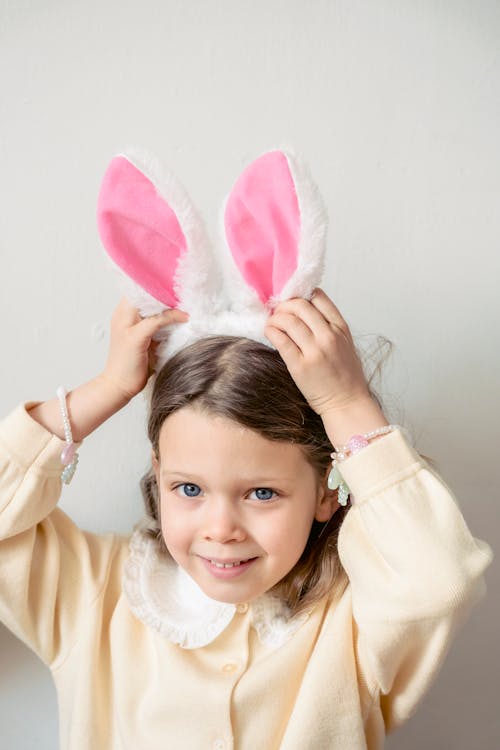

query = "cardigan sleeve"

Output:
[[336, 429, 493, 732], [0, 401, 119, 668]]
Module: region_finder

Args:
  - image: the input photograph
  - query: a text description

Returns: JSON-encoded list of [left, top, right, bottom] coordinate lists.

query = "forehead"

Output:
[[157, 406, 311, 475]]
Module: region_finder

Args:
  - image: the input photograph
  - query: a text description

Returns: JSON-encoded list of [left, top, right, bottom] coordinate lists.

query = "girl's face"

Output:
[[152, 406, 338, 604]]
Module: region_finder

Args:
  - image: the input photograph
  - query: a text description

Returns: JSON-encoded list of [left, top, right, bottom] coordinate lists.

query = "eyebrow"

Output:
[[161, 470, 199, 480], [161, 470, 292, 484]]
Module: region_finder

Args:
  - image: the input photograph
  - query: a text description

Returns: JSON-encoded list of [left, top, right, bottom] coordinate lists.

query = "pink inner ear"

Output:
[[97, 156, 186, 307], [224, 151, 300, 303]]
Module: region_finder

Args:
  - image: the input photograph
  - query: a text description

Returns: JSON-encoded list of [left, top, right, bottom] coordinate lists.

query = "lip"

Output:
[[198, 556, 258, 579]]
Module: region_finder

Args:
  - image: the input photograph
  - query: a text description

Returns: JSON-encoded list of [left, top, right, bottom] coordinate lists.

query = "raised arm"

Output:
[[265, 287, 493, 731], [27, 298, 189, 441], [0, 297, 188, 666]]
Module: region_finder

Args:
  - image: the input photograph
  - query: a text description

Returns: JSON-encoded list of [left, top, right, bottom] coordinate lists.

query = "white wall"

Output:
[[1, 1, 498, 747]]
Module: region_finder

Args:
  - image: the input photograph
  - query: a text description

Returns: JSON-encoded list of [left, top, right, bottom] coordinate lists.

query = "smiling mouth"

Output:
[[208, 558, 254, 569], [199, 556, 259, 579]]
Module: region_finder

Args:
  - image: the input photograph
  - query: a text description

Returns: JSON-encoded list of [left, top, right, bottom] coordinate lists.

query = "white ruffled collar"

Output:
[[122, 528, 309, 650]]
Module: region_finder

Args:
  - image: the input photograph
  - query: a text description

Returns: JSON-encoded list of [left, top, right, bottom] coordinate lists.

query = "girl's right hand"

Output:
[[101, 297, 189, 399]]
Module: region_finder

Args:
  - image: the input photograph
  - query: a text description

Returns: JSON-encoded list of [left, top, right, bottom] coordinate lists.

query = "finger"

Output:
[[265, 311, 315, 356], [111, 297, 142, 327], [309, 288, 352, 338], [272, 296, 334, 341], [264, 323, 302, 367], [135, 308, 189, 338]]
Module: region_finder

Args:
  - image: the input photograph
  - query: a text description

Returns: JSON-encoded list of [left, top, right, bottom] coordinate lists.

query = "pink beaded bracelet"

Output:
[[56, 385, 79, 484], [327, 425, 403, 506]]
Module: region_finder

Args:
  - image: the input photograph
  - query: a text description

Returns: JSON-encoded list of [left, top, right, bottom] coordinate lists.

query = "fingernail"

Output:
[[172, 309, 188, 317]]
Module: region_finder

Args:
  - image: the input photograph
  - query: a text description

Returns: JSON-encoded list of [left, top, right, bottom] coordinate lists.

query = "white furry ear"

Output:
[[97, 149, 222, 320], [218, 147, 328, 312]]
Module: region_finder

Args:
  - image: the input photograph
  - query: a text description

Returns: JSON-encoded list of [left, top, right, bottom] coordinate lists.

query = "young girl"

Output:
[[0, 149, 493, 750]]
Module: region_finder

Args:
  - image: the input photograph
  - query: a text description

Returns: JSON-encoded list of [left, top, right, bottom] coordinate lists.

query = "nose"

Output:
[[201, 496, 246, 544]]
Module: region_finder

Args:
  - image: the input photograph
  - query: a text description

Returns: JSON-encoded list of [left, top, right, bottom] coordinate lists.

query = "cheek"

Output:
[[261, 504, 316, 558], [159, 496, 192, 551]]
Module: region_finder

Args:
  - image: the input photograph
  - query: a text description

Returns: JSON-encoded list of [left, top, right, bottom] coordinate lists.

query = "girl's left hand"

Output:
[[264, 288, 370, 417]]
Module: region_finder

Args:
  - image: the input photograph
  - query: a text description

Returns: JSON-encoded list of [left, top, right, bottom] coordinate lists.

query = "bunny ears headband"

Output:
[[96, 147, 329, 375]]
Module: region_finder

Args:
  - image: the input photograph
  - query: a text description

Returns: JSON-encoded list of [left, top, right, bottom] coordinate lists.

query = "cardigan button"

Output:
[[221, 662, 239, 674], [213, 740, 227, 750], [236, 602, 249, 613]]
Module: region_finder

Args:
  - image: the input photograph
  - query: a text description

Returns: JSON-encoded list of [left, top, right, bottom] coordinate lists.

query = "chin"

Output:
[[200, 583, 258, 604], [208, 592, 244, 604], [196, 575, 269, 603]]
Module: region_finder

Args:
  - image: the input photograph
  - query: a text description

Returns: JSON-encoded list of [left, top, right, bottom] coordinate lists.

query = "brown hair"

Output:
[[140, 335, 387, 616]]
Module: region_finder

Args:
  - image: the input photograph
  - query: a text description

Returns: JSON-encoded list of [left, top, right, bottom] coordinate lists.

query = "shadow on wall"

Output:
[[385, 345, 499, 750], [0, 624, 59, 748]]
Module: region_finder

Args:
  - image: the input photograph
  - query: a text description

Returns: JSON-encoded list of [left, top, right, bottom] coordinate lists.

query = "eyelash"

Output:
[[250, 488, 277, 502], [173, 483, 201, 499], [172, 483, 278, 503]]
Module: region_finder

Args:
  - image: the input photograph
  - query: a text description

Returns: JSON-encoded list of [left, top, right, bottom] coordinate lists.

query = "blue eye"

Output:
[[176, 483, 201, 498], [250, 488, 276, 502]]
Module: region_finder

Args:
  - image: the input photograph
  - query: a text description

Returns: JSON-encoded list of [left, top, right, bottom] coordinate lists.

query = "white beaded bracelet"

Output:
[[328, 425, 405, 507], [56, 385, 79, 484]]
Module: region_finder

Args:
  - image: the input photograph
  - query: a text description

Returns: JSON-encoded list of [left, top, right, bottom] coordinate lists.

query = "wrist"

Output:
[[320, 396, 389, 449], [27, 375, 133, 447], [96, 372, 138, 403]]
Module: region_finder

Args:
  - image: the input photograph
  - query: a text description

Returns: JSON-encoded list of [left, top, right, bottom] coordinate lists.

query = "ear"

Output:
[[97, 150, 219, 318], [314, 469, 340, 522], [220, 148, 328, 310]]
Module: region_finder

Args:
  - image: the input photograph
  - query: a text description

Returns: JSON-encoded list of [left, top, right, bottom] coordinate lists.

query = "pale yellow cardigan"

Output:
[[0, 402, 493, 750]]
